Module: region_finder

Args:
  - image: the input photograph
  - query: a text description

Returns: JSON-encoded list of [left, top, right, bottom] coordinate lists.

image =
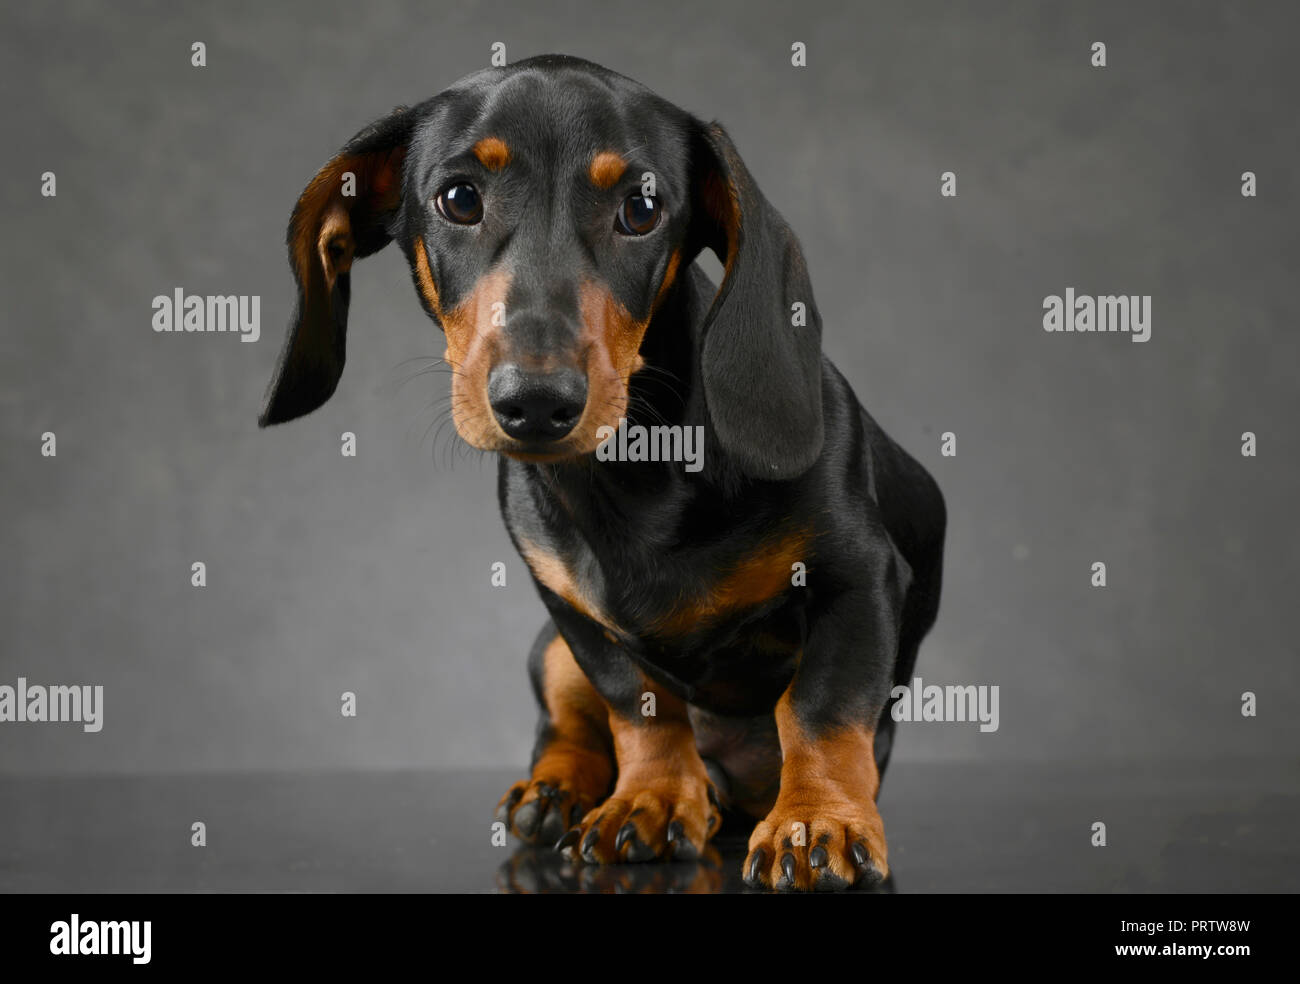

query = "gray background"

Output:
[[1, 0, 1296, 786]]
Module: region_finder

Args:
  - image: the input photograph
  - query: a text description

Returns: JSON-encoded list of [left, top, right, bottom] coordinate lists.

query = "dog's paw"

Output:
[[496, 778, 595, 847], [742, 802, 888, 892], [557, 777, 722, 864]]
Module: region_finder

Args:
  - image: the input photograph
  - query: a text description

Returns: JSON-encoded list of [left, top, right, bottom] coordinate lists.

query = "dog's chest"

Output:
[[513, 520, 805, 646], [513, 529, 665, 638], [509, 499, 806, 713], [503, 460, 809, 663]]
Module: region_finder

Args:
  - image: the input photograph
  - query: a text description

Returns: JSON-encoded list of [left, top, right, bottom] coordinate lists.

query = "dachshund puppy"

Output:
[[260, 55, 946, 891]]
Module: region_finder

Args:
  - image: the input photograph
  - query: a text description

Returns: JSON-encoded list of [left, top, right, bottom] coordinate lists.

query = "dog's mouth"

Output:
[[460, 430, 611, 466], [500, 443, 590, 463]]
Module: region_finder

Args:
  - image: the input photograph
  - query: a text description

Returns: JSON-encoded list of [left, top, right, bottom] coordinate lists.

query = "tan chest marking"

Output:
[[518, 538, 616, 632], [650, 530, 810, 638], [519, 530, 810, 641]]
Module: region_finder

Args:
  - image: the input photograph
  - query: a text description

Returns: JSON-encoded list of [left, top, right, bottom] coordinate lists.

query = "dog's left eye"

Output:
[[434, 182, 483, 224], [615, 194, 660, 236]]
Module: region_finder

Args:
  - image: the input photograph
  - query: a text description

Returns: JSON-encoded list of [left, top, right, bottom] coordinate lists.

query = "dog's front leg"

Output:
[[497, 625, 615, 846], [743, 556, 908, 892], [548, 609, 722, 864]]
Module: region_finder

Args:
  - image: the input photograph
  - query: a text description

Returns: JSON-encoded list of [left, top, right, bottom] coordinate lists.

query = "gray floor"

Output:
[[3, 758, 1296, 893]]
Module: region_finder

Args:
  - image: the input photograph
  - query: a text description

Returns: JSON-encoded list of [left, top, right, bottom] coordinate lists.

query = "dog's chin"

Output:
[[469, 433, 607, 464], [501, 446, 585, 464]]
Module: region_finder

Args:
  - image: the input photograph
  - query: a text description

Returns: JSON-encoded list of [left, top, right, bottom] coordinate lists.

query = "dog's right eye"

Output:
[[616, 194, 660, 236], [434, 182, 483, 224]]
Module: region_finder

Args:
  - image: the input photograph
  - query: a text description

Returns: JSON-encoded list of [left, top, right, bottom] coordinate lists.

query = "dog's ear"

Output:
[[688, 121, 824, 480], [259, 106, 418, 426]]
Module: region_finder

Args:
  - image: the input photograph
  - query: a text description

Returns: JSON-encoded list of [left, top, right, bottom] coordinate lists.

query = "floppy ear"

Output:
[[258, 106, 417, 426], [688, 121, 824, 480]]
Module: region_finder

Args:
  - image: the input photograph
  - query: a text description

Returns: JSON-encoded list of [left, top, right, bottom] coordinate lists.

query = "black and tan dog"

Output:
[[259, 55, 945, 891]]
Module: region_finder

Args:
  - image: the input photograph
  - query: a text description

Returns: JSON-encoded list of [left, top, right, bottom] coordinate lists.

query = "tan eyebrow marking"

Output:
[[472, 137, 511, 171], [588, 151, 627, 189]]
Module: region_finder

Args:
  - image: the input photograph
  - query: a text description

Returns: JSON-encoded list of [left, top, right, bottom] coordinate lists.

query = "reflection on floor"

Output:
[[1, 759, 1295, 893], [494, 826, 895, 894]]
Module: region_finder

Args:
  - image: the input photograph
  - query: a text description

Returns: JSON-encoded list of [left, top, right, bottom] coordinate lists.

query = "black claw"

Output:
[[496, 787, 523, 821], [615, 823, 637, 852], [555, 828, 581, 852], [851, 841, 871, 869], [778, 852, 797, 889], [849, 841, 886, 885], [666, 820, 683, 843], [745, 849, 766, 886], [809, 846, 829, 869], [580, 828, 601, 862]]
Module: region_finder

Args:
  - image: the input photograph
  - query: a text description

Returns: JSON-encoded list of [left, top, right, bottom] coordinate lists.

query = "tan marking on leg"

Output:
[[500, 635, 614, 843], [570, 683, 721, 863], [745, 688, 888, 890], [530, 635, 614, 796]]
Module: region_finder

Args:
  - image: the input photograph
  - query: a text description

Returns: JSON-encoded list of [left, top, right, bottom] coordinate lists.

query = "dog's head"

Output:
[[260, 55, 822, 479]]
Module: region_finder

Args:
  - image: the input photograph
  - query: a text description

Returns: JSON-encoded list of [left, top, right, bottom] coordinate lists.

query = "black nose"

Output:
[[488, 364, 588, 441]]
